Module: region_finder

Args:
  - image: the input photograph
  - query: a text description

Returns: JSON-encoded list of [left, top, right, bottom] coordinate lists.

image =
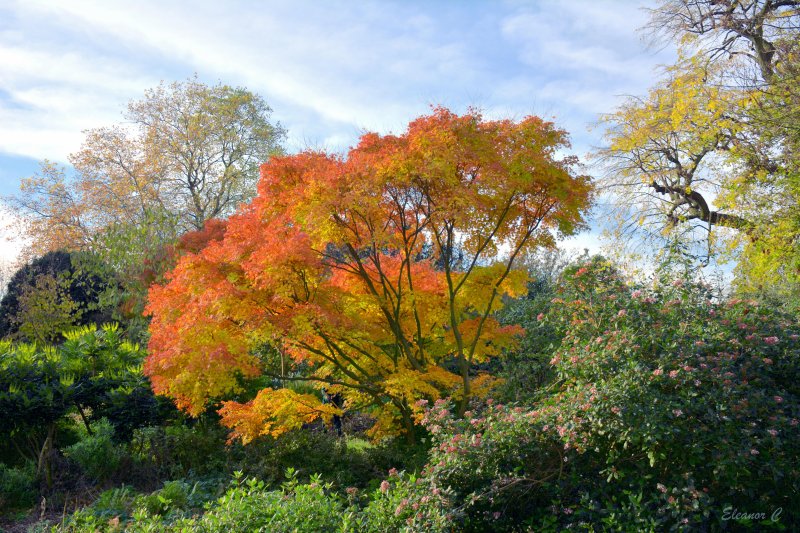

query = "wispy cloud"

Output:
[[0, 0, 675, 262], [1, 1, 671, 157]]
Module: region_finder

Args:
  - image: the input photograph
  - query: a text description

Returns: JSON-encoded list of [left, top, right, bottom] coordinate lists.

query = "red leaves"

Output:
[[145, 107, 592, 438]]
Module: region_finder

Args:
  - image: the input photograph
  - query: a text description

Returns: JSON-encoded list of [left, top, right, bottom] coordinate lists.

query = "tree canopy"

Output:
[[5, 77, 286, 258], [0, 251, 115, 344], [144, 108, 592, 441], [599, 0, 800, 283]]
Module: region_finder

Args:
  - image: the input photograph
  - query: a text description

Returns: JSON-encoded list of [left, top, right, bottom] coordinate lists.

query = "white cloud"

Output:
[[0, 0, 677, 267], [0, 207, 26, 265], [0, 0, 673, 159]]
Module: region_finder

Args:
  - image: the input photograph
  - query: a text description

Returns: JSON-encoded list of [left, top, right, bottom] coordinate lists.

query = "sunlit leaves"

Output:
[[146, 108, 592, 440]]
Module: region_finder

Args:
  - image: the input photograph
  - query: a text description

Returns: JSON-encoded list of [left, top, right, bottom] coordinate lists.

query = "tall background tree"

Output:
[[598, 0, 800, 290], [3, 78, 286, 337], [4, 76, 285, 257], [145, 108, 592, 441]]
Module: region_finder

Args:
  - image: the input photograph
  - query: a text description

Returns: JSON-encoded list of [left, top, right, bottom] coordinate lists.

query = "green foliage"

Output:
[[196, 471, 348, 532], [541, 256, 800, 521], [64, 419, 125, 483], [493, 248, 580, 403], [90, 485, 138, 520], [0, 251, 115, 343], [398, 257, 800, 530], [137, 480, 190, 516], [0, 325, 144, 443], [0, 324, 147, 492], [357, 470, 451, 533], [0, 461, 37, 514], [237, 429, 427, 490], [128, 420, 229, 480]]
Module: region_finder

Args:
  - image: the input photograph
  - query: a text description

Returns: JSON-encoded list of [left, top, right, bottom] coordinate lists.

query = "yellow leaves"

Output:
[[383, 366, 460, 405], [219, 388, 340, 444], [146, 107, 591, 440], [456, 264, 529, 312], [469, 373, 503, 398]]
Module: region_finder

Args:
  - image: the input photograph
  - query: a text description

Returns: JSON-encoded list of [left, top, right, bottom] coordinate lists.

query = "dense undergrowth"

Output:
[[2, 257, 799, 532]]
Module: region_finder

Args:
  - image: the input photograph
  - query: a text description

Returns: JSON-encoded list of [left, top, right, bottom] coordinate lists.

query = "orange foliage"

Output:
[[219, 388, 341, 444], [145, 107, 592, 441]]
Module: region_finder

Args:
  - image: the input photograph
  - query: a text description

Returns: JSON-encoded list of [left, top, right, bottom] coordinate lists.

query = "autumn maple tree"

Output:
[[145, 108, 591, 441]]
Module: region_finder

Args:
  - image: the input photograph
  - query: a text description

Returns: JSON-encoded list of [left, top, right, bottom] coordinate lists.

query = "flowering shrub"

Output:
[[418, 399, 566, 530], [410, 258, 800, 530], [357, 468, 452, 532], [540, 258, 799, 523]]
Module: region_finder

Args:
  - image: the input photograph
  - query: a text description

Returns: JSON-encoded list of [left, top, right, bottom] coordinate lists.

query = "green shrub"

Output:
[[196, 470, 349, 532], [128, 419, 228, 480], [0, 461, 37, 513], [136, 480, 190, 516], [64, 419, 125, 483], [413, 258, 800, 530], [90, 485, 137, 520], [357, 470, 451, 532], [234, 428, 427, 491]]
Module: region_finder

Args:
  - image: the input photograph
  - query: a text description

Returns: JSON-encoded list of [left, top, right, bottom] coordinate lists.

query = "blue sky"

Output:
[[0, 0, 675, 264]]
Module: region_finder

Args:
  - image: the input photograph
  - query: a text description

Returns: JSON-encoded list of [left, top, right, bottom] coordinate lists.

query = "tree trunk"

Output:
[[37, 422, 55, 489]]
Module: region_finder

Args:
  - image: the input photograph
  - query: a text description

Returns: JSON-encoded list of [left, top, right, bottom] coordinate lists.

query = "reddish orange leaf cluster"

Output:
[[145, 107, 592, 440]]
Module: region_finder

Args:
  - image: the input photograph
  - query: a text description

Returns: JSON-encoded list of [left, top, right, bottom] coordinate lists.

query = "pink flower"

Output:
[[380, 480, 390, 493], [672, 409, 683, 417], [763, 358, 773, 365], [537, 313, 545, 321], [669, 370, 679, 378], [632, 289, 642, 298], [764, 336, 779, 345], [575, 267, 588, 277], [768, 429, 778, 437], [750, 448, 759, 455], [493, 512, 502, 520], [414, 399, 428, 407], [672, 280, 684, 287], [652, 368, 663, 376], [774, 396, 784, 403], [694, 341, 705, 347], [617, 309, 627, 317], [345, 487, 358, 496], [395, 498, 408, 516], [611, 407, 621, 415], [657, 483, 667, 493], [644, 297, 656, 304], [389, 468, 398, 477]]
